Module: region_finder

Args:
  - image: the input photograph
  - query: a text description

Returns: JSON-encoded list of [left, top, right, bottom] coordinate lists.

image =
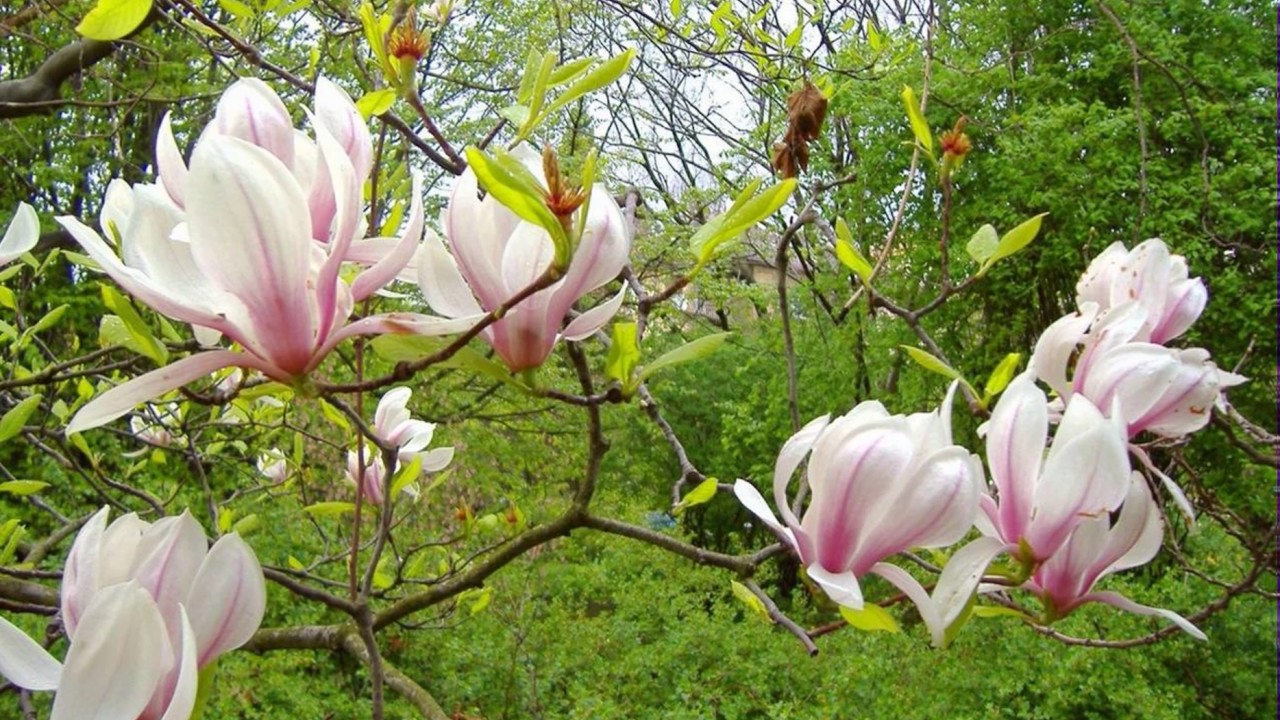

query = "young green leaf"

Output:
[[638, 332, 730, 383], [231, 513, 260, 536], [839, 603, 901, 633], [389, 454, 424, 498], [901, 85, 933, 156], [77, 0, 152, 40], [101, 286, 167, 365], [983, 353, 1022, 400], [673, 477, 718, 515], [729, 580, 773, 623], [372, 556, 395, 589], [690, 179, 795, 266], [515, 49, 542, 105], [990, 213, 1049, 264], [355, 88, 396, 119], [834, 217, 874, 284], [303, 501, 357, 517], [540, 48, 636, 120], [604, 322, 640, 387], [547, 57, 595, 86], [900, 345, 960, 381], [0, 395, 42, 444], [965, 224, 998, 265], [0, 480, 49, 497]]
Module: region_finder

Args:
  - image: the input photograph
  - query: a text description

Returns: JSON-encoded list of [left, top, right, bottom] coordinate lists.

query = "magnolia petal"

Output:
[[772, 415, 831, 530], [67, 350, 258, 435], [351, 174, 424, 302], [186, 533, 266, 666], [155, 113, 188, 208], [157, 607, 199, 720], [0, 615, 61, 691], [870, 562, 945, 647], [1084, 590, 1207, 641], [187, 135, 315, 374], [807, 564, 863, 609], [732, 479, 788, 539], [562, 286, 627, 342], [416, 446, 454, 473], [61, 507, 112, 638], [375, 387, 412, 439], [314, 312, 484, 361], [314, 77, 372, 181], [310, 115, 363, 347], [932, 536, 1013, 631], [0, 201, 39, 266], [444, 167, 517, 308], [417, 229, 484, 318], [1029, 305, 1095, 400], [985, 373, 1047, 541], [99, 179, 135, 241], [132, 513, 206, 637], [50, 583, 171, 720], [1150, 278, 1206, 344], [213, 77, 295, 168], [1104, 474, 1164, 575], [552, 185, 631, 305]]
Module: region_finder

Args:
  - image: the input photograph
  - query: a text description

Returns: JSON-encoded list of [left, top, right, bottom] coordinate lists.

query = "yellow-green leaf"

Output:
[[303, 501, 356, 517], [540, 48, 636, 121], [464, 146, 569, 264], [231, 513, 260, 536], [287, 555, 306, 571], [983, 353, 1022, 400], [965, 224, 999, 265], [901, 85, 932, 155], [638, 332, 731, 383], [990, 213, 1048, 264], [0, 395, 42, 443], [839, 603, 901, 633], [673, 477, 717, 515], [0, 480, 49, 496], [604, 322, 640, 387], [900, 345, 959, 381], [729, 580, 772, 623], [356, 88, 396, 119], [834, 217, 873, 284], [77, 0, 152, 40]]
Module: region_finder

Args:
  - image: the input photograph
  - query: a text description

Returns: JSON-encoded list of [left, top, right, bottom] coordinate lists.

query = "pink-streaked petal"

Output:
[[67, 350, 257, 435], [562, 286, 627, 341], [1150, 278, 1205, 344], [314, 77, 372, 181], [417, 229, 484, 318], [861, 446, 978, 556], [56, 215, 233, 332], [213, 77, 295, 168], [489, 298, 559, 372], [1075, 242, 1126, 308], [157, 607, 199, 720], [807, 564, 863, 609], [50, 583, 170, 720], [155, 113, 188, 208], [444, 168, 517, 308], [0, 201, 39, 266], [313, 312, 484, 362], [1029, 305, 1095, 400], [932, 536, 1013, 631], [1082, 590, 1206, 641], [96, 512, 149, 589], [500, 222, 556, 292], [869, 562, 944, 647], [187, 135, 315, 374], [772, 415, 831, 530], [1105, 473, 1164, 574], [732, 479, 788, 540], [985, 373, 1047, 541], [550, 185, 631, 306], [185, 533, 266, 666], [351, 174, 424, 302], [131, 512, 206, 638], [375, 387, 412, 439], [1130, 445, 1195, 522], [60, 507, 111, 638], [310, 116, 363, 345], [0, 615, 61, 690]]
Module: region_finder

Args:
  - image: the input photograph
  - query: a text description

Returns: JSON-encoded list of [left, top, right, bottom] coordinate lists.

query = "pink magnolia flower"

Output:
[[734, 385, 981, 645], [1027, 473, 1206, 640], [417, 145, 630, 372], [1075, 238, 1206, 345], [0, 581, 198, 720], [348, 450, 389, 506], [0, 507, 266, 719], [373, 386, 455, 472], [60, 78, 473, 434], [0, 202, 38, 267]]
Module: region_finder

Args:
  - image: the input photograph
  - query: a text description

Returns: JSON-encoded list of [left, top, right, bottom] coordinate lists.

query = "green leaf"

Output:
[[372, 556, 395, 589], [0, 395, 42, 443], [983, 353, 1022, 400], [287, 555, 305, 571], [783, 23, 804, 49], [900, 345, 960, 381], [0, 287, 15, 310], [669, 0, 681, 15], [355, 88, 396, 119], [673, 477, 717, 515], [0, 481, 49, 496], [101, 286, 167, 365], [217, 508, 236, 534], [865, 18, 883, 52], [604, 322, 640, 387], [320, 401, 350, 431], [217, 0, 255, 18], [522, 51, 556, 133], [76, 0, 152, 40], [972, 605, 1034, 621], [547, 57, 595, 86], [498, 104, 531, 128], [23, 304, 68, 342], [0, 522, 25, 565], [303, 501, 357, 517], [389, 454, 423, 498], [729, 580, 772, 623], [839, 603, 901, 633], [540, 48, 636, 120], [638, 332, 731, 383], [370, 334, 446, 362], [965, 224, 998, 265], [990, 213, 1048, 264], [231, 513, 260, 536], [901, 85, 933, 155], [466, 586, 492, 615], [515, 48, 542, 105], [834, 217, 873, 284], [463, 146, 569, 264], [690, 179, 795, 266]]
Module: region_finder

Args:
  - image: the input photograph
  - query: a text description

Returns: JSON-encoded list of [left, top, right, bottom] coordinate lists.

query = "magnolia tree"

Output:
[[0, 0, 1274, 717]]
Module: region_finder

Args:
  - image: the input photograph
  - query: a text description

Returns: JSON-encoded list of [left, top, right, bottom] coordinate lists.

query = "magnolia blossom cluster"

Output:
[[738, 238, 1237, 644], [346, 387, 454, 505], [0, 508, 265, 718]]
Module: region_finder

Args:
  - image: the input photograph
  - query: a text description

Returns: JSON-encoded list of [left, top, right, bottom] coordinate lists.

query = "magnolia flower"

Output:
[[734, 385, 981, 645], [0, 581, 198, 720], [257, 448, 289, 483], [417, 145, 630, 372], [0, 507, 265, 719], [0, 202, 38, 267], [61, 77, 473, 434], [1075, 238, 1206, 345], [128, 403, 184, 450], [1027, 473, 1206, 640], [347, 450, 389, 506], [374, 386, 455, 472], [1031, 302, 1245, 440]]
